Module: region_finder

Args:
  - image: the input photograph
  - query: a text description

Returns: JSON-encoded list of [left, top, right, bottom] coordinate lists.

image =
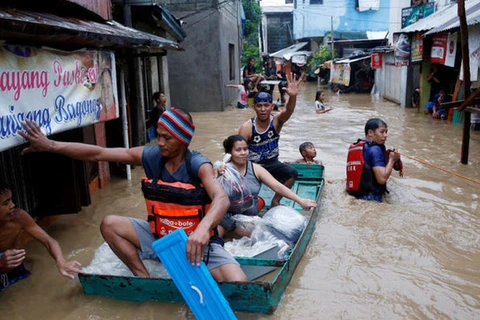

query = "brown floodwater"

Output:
[[1, 82, 479, 319]]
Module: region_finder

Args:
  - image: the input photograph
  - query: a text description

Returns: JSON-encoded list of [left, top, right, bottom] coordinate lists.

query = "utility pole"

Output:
[[458, 0, 471, 164]]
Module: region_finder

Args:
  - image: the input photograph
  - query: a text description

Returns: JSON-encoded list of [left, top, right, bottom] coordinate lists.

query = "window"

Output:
[[229, 44, 235, 81], [310, 0, 323, 4]]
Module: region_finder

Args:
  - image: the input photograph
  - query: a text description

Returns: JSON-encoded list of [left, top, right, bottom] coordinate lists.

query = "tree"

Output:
[[241, 0, 262, 69], [306, 44, 336, 81]]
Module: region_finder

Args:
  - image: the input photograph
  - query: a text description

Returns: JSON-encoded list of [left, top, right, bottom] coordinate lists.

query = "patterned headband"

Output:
[[254, 92, 273, 103], [157, 108, 195, 146]]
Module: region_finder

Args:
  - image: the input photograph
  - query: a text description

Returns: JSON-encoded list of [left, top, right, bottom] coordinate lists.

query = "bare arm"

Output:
[[372, 147, 400, 185], [253, 163, 316, 210], [238, 120, 253, 141], [316, 108, 333, 114], [274, 72, 304, 130], [19, 210, 82, 279], [19, 119, 143, 165], [224, 84, 239, 89], [185, 163, 230, 266]]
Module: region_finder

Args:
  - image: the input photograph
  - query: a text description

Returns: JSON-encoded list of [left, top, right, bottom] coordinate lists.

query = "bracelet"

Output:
[[49, 141, 56, 152]]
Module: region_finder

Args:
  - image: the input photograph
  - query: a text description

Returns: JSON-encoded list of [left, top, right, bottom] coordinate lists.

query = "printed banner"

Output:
[[330, 63, 351, 86], [460, 25, 480, 82], [411, 32, 423, 63], [0, 45, 118, 152], [430, 33, 448, 64], [401, 3, 435, 28], [371, 53, 382, 69], [394, 33, 410, 66], [444, 32, 457, 67]]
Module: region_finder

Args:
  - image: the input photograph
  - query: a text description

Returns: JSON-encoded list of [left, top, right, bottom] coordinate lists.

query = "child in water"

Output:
[[294, 142, 323, 165], [225, 78, 251, 109], [0, 181, 82, 292], [315, 90, 333, 114]]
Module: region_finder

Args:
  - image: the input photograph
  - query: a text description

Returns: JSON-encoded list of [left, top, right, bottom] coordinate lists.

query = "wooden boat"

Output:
[[79, 163, 324, 314]]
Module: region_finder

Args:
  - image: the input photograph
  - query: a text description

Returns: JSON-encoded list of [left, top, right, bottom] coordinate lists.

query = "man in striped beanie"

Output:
[[19, 109, 248, 283]]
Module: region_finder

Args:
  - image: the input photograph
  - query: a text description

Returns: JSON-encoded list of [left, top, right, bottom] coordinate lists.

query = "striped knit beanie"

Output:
[[157, 108, 195, 146]]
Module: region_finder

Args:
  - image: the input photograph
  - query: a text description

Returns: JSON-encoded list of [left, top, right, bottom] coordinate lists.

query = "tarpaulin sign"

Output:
[[430, 33, 448, 64], [371, 53, 382, 69], [0, 45, 118, 152], [411, 33, 423, 63], [394, 33, 410, 66], [330, 63, 351, 86]]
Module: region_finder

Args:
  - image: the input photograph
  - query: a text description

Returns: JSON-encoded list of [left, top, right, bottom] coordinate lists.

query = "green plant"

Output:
[[307, 45, 334, 74], [241, 0, 262, 70], [241, 43, 261, 69], [242, 0, 261, 38]]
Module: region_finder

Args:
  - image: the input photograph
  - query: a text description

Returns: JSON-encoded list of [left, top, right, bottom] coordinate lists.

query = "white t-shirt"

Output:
[[237, 85, 248, 106], [315, 100, 325, 111]]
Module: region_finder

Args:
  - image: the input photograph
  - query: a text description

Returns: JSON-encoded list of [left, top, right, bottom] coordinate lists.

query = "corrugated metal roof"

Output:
[[0, 7, 181, 52], [270, 42, 308, 58], [400, 4, 456, 33], [401, 1, 480, 34], [424, 1, 480, 35], [334, 55, 371, 64]]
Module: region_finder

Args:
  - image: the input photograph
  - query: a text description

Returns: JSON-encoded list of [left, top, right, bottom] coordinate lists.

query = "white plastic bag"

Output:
[[215, 154, 254, 214], [260, 206, 307, 244]]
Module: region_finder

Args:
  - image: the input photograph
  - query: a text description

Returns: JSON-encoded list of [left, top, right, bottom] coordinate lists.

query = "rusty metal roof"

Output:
[[0, 7, 182, 52], [401, 1, 480, 35]]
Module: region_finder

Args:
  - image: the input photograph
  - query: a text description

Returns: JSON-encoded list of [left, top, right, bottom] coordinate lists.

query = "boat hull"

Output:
[[79, 164, 324, 313]]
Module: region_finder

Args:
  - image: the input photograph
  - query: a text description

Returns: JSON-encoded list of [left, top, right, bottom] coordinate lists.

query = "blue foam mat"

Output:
[[152, 229, 236, 320]]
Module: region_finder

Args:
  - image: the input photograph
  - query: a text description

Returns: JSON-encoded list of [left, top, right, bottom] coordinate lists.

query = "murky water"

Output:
[[1, 82, 479, 319]]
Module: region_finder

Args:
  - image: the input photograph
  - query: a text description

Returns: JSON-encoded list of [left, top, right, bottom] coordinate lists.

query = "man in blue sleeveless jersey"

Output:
[[238, 72, 304, 207]]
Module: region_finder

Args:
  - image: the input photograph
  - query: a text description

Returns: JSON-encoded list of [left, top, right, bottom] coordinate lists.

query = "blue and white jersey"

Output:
[[247, 115, 279, 164]]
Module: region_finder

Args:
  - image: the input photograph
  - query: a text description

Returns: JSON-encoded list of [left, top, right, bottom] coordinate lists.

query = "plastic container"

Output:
[[277, 240, 291, 259]]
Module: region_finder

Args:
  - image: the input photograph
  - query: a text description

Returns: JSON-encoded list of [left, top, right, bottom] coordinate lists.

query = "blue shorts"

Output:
[[0, 263, 30, 292], [355, 193, 384, 202], [237, 101, 248, 109], [129, 218, 239, 270], [425, 101, 434, 114], [260, 159, 298, 184]]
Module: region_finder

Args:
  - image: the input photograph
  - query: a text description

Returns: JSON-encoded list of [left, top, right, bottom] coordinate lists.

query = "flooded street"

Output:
[[1, 81, 480, 319]]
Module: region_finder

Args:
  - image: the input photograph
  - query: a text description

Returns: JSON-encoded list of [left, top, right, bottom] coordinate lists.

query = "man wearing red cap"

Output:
[[19, 109, 247, 282]]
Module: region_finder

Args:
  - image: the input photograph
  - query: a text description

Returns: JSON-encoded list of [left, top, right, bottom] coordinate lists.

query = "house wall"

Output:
[[166, 0, 242, 111], [293, 0, 390, 39], [265, 13, 294, 54], [67, 0, 112, 20], [382, 52, 402, 104], [388, 0, 411, 45]]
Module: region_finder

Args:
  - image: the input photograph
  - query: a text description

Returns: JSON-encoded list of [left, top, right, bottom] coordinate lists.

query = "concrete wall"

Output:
[[388, 0, 411, 45], [293, 0, 390, 39], [166, 0, 242, 111], [265, 13, 294, 53]]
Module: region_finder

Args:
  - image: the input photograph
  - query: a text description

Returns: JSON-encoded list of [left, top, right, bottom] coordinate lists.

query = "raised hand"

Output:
[[283, 72, 305, 98], [18, 119, 53, 155]]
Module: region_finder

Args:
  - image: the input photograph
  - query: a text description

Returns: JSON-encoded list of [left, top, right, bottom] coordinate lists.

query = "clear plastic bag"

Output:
[[215, 154, 254, 214], [260, 206, 307, 245]]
